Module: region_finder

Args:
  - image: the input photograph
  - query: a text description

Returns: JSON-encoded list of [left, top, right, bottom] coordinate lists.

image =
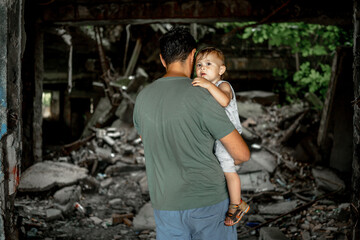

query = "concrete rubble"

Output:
[[14, 92, 353, 239]]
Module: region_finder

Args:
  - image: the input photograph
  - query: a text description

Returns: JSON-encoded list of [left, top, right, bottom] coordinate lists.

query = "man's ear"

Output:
[[219, 65, 226, 75], [189, 48, 197, 66], [160, 54, 167, 68]]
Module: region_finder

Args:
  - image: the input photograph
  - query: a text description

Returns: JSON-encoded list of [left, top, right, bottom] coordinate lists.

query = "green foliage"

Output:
[[216, 22, 352, 105], [239, 23, 350, 57], [272, 68, 289, 81]]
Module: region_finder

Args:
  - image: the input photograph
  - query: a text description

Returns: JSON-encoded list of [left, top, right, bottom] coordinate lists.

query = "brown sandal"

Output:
[[225, 201, 250, 226]]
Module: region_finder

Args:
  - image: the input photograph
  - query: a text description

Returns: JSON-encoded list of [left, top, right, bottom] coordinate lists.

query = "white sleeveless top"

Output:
[[214, 80, 242, 159]]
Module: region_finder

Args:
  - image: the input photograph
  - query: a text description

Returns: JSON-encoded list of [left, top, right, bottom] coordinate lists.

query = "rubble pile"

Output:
[[15, 93, 353, 240]]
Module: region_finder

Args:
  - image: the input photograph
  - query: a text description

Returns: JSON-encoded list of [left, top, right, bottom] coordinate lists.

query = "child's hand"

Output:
[[192, 77, 213, 89]]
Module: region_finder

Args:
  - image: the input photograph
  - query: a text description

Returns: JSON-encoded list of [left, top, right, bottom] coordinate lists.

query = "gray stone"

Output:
[[311, 167, 345, 192], [109, 198, 125, 209], [259, 227, 289, 240], [139, 175, 149, 195], [90, 216, 103, 225], [301, 231, 311, 240], [247, 214, 266, 223], [105, 162, 145, 176], [258, 201, 298, 215], [237, 159, 265, 174], [133, 202, 156, 231], [80, 176, 100, 192], [239, 171, 275, 192], [236, 90, 278, 106], [237, 101, 266, 120], [100, 177, 113, 188], [19, 161, 88, 192], [95, 147, 114, 162], [46, 208, 63, 221], [129, 171, 146, 182], [53, 201, 74, 214], [241, 126, 262, 144], [249, 149, 277, 173], [53, 185, 81, 205]]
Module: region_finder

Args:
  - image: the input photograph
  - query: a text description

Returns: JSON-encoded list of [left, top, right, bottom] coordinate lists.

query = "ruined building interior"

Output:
[[1, 0, 360, 239]]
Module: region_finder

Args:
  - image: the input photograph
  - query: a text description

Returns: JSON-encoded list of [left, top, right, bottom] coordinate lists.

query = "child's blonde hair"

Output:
[[196, 47, 225, 64]]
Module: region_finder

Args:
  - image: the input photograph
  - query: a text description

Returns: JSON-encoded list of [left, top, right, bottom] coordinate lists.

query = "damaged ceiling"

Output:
[[37, 0, 353, 26]]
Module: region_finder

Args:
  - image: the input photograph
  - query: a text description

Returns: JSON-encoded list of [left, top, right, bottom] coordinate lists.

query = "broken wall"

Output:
[[0, 0, 24, 239]]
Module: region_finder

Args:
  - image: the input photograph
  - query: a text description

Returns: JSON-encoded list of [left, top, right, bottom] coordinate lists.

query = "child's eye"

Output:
[[206, 62, 211, 66], [196, 63, 202, 67]]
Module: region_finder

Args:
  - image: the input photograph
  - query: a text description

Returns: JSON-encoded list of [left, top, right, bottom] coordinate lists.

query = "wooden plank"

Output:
[[40, 0, 352, 26]]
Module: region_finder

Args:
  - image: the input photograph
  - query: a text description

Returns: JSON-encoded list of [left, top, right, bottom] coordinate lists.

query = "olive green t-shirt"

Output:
[[133, 77, 235, 210]]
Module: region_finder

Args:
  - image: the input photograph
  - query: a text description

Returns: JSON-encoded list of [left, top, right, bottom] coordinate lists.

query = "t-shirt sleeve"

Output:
[[200, 93, 235, 140]]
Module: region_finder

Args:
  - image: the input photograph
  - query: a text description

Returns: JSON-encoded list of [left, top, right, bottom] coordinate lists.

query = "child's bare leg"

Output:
[[224, 172, 241, 205], [224, 172, 241, 226]]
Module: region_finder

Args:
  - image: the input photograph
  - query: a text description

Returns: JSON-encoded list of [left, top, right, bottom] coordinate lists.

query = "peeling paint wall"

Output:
[[0, 0, 24, 239], [0, 0, 8, 238]]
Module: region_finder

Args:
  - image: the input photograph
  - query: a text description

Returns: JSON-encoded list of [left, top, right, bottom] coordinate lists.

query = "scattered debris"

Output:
[[15, 97, 353, 239]]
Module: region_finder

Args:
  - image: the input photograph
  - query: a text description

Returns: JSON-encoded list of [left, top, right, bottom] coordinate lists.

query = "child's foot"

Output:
[[224, 200, 250, 226]]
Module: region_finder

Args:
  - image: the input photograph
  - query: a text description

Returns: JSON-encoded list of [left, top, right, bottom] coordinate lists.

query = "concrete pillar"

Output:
[[22, 1, 43, 169], [353, 0, 360, 239], [0, 0, 24, 239]]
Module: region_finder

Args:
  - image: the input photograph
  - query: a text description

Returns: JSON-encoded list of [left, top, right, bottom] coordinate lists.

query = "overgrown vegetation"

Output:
[[216, 22, 352, 105]]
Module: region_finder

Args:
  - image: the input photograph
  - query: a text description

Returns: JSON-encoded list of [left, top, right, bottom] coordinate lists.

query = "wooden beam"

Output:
[[39, 0, 352, 26]]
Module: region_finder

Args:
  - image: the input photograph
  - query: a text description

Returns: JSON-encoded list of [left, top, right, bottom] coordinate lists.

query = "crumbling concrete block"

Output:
[[237, 101, 266, 120], [105, 162, 145, 176], [250, 149, 277, 173], [133, 202, 156, 231], [259, 227, 289, 240], [46, 208, 63, 221], [236, 90, 278, 106], [258, 201, 298, 215], [139, 175, 149, 195], [90, 216, 103, 225], [311, 167, 345, 192], [53, 185, 81, 205], [18, 161, 88, 192], [240, 171, 275, 192]]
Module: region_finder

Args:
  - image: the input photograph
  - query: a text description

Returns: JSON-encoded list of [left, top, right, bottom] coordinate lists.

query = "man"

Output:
[[133, 26, 250, 240]]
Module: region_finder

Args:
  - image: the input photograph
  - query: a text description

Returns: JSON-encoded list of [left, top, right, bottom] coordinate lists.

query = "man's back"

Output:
[[134, 76, 235, 210]]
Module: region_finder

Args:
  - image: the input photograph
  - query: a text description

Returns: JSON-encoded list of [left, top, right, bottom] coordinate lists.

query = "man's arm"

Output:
[[219, 129, 250, 165]]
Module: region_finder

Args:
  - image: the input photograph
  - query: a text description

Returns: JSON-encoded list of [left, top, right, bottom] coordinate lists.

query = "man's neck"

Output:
[[163, 62, 191, 78]]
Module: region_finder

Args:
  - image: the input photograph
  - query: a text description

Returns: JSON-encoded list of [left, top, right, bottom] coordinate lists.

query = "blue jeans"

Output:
[[153, 199, 237, 240]]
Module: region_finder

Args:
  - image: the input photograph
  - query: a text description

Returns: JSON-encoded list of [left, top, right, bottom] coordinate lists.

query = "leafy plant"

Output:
[[216, 22, 352, 105]]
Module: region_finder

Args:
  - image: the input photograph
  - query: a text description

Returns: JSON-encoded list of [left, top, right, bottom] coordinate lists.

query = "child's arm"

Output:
[[192, 77, 232, 107]]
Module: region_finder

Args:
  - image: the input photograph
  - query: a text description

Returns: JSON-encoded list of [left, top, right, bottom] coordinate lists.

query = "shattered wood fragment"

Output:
[[124, 38, 142, 78], [62, 133, 95, 155], [91, 159, 98, 175], [280, 110, 308, 145], [112, 213, 134, 225], [123, 217, 132, 227]]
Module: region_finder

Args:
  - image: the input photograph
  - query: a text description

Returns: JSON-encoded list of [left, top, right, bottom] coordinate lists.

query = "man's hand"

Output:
[[192, 77, 213, 89]]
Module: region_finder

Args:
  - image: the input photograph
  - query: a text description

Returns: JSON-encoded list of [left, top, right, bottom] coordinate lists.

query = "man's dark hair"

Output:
[[159, 26, 197, 65]]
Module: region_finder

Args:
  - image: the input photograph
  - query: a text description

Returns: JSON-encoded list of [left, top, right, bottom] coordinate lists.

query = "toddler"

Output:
[[192, 47, 250, 226]]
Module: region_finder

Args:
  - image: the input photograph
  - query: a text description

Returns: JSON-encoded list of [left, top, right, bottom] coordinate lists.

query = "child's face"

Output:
[[195, 52, 226, 83]]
